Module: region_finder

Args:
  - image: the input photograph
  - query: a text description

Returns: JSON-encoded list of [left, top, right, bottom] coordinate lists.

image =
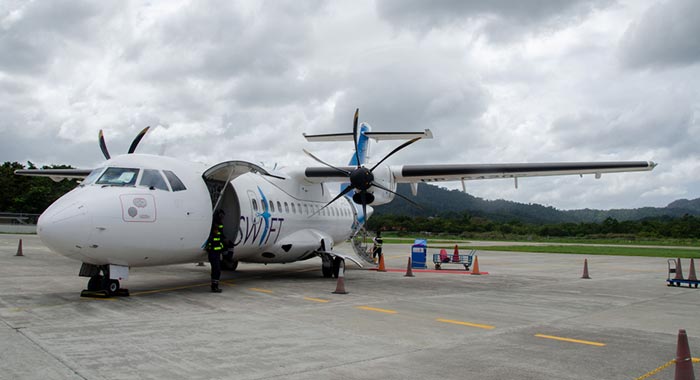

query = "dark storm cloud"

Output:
[[619, 0, 700, 69], [376, 0, 613, 41]]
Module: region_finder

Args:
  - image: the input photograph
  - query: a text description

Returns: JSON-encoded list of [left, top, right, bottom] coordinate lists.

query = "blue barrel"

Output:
[[411, 239, 427, 269]]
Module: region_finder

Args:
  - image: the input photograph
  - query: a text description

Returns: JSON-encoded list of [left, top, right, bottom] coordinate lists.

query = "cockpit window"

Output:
[[96, 167, 139, 186], [81, 167, 105, 186], [139, 169, 169, 191], [163, 170, 187, 192]]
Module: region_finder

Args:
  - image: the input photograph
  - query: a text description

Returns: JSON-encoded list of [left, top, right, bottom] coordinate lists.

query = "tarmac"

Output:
[[1, 233, 699, 380]]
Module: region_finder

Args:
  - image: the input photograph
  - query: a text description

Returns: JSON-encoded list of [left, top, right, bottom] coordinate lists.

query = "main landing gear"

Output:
[[222, 251, 239, 271], [80, 264, 130, 298], [321, 253, 343, 279]]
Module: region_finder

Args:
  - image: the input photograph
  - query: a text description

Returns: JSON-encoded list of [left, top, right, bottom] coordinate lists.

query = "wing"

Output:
[[392, 161, 657, 183], [14, 169, 93, 182], [304, 161, 657, 184]]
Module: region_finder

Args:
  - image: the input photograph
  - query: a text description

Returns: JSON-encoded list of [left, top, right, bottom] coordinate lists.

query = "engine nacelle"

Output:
[[364, 164, 395, 206]]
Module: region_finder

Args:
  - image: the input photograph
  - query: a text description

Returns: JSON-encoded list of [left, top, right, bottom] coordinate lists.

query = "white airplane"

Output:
[[16, 109, 656, 297]]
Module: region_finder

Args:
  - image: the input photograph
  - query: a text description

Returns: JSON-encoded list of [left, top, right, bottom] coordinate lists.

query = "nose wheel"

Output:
[[81, 265, 129, 298]]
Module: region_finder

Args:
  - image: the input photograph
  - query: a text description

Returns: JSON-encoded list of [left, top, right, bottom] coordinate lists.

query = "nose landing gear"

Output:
[[80, 264, 130, 298]]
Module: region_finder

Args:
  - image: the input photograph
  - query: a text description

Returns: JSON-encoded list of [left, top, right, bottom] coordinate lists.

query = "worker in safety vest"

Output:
[[206, 213, 225, 293], [372, 230, 383, 263]]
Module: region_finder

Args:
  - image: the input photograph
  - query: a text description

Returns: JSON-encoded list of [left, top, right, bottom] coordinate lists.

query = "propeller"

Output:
[[304, 108, 422, 221], [98, 126, 151, 160]]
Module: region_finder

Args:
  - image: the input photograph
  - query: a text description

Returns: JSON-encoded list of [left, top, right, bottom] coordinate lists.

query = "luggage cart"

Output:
[[667, 259, 700, 288], [433, 250, 476, 270]]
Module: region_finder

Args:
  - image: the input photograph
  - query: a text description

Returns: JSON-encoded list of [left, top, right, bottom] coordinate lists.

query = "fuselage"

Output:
[[37, 154, 364, 268]]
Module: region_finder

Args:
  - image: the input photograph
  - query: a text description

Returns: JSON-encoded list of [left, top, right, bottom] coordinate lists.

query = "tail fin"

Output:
[[303, 126, 433, 166]]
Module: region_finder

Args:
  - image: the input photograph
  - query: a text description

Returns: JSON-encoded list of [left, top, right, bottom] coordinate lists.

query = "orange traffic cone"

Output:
[[688, 259, 697, 282], [404, 257, 414, 277], [471, 255, 482, 275], [674, 329, 696, 380], [453, 244, 460, 263], [15, 239, 23, 257], [377, 253, 387, 272], [332, 261, 348, 294], [675, 258, 685, 280], [581, 259, 591, 279]]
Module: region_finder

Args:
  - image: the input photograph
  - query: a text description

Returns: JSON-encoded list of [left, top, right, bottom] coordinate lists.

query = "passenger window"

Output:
[[277, 201, 282, 213], [284, 202, 289, 213], [163, 170, 187, 192], [252, 199, 258, 212], [291, 203, 296, 213], [297, 203, 302, 214], [97, 167, 139, 186], [303, 204, 309, 215], [139, 169, 169, 191], [269, 200, 275, 213]]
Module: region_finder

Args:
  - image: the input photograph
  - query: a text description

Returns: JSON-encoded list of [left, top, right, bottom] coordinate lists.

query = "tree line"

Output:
[[366, 212, 700, 240], [1, 162, 78, 214]]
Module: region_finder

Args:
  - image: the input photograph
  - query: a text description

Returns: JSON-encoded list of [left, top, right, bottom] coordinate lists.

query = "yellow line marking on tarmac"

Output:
[[388, 254, 407, 259], [436, 318, 495, 330], [356, 306, 398, 314], [304, 297, 330, 303], [633, 358, 700, 380], [534, 334, 605, 347], [249, 287, 273, 294]]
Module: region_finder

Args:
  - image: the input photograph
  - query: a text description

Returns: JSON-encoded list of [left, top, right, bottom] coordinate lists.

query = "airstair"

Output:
[[351, 227, 375, 264]]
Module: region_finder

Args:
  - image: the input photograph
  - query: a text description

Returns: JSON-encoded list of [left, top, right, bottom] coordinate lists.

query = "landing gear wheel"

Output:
[[222, 254, 238, 271], [87, 275, 104, 291], [321, 254, 333, 278], [332, 257, 342, 278], [107, 279, 120, 295]]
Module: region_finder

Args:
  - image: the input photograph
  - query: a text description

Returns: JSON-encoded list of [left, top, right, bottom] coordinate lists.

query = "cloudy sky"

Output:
[[2, 0, 699, 210]]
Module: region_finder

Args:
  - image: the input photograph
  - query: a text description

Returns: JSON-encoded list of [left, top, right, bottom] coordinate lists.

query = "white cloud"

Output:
[[1, 0, 699, 211]]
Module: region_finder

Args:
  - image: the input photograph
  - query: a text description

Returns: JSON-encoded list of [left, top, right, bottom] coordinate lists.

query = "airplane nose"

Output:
[[38, 201, 91, 258]]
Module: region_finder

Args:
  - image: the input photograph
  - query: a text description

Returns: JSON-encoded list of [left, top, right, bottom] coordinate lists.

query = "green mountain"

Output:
[[373, 183, 699, 224]]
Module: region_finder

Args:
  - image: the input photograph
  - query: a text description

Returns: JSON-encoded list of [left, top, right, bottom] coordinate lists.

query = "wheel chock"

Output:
[[80, 289, 110, 298]]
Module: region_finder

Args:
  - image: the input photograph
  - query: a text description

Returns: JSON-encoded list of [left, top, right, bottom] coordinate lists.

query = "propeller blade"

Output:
[[302, 149, 351, 176], [128, 126, 150, 154], [370, 181, 423, 209], [370, 137, 422, 172], [352, 108, 361, 167], [98, 130, 111, 160], [310, 186, 354, 217]]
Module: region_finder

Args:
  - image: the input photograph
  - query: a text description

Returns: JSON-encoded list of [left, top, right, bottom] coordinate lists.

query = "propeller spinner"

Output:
[[304, 109, 422, 220]]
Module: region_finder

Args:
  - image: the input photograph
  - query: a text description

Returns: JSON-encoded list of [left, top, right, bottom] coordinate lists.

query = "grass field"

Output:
[[379, 237, 700, 258], [454, 245, 700, 258]]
